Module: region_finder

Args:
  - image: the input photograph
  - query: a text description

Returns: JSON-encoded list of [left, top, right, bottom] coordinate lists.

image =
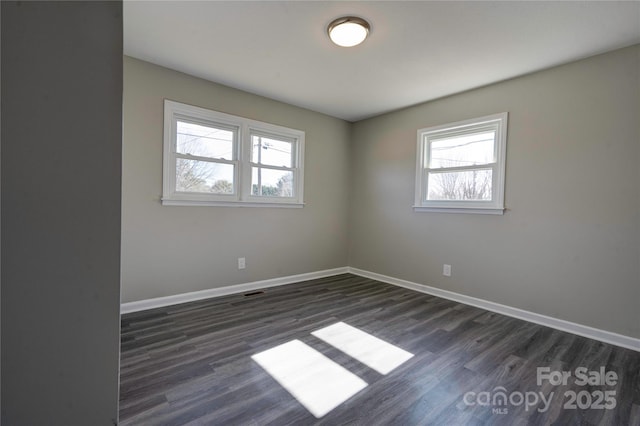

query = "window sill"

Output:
[[162, 198, 304, 208], [413, 206, 505, 215]]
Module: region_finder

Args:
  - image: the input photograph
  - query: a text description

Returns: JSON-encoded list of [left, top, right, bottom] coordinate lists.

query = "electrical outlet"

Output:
[[443, 264, 451, 277], [238, 257, 246, 270]]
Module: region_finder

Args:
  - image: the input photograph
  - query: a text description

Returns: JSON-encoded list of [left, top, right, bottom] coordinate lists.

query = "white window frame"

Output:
[[414, 112, 508, 215], [162, 100, 305, 207]]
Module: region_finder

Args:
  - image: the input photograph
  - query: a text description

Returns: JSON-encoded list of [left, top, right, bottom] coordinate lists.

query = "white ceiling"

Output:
[[124, 1, 640, 122]]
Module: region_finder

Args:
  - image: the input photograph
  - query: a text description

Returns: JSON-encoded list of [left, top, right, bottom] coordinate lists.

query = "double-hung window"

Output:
[[249, 131, 297, 198], [415, 113, 508, 214], [163, 100, 304, 207]]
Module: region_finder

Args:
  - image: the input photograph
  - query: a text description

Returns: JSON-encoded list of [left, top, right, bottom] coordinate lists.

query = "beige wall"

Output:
[[122, 57, 351, 302], [349, 45, 640, 339]]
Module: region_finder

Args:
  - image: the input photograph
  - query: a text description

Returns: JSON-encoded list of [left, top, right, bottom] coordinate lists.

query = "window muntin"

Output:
[[163, 100, 304, 207], [415, 113, 507, 214]]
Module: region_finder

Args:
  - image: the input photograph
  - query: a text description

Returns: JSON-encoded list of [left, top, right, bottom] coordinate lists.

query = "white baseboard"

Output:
[[120, 267, 349, 314], [120, 265, 639, 352], [348, 267, 640, 352]]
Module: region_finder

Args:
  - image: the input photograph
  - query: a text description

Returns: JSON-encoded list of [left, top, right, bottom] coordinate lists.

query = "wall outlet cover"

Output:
[[443, 264, 451, 277]]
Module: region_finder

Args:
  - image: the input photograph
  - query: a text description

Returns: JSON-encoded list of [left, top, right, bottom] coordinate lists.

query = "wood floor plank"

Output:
[[120, 273, 640, 425]]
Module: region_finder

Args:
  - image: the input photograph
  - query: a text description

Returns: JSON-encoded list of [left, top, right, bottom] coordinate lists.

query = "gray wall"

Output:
[[125, 47, 639, 340], [122, 57, 351, 303], [349, 45, 640, 339], [1, 2, 122, 425]]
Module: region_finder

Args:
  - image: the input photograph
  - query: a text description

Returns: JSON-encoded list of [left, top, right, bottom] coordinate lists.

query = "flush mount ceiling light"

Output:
[[327, 16, 370, 47]]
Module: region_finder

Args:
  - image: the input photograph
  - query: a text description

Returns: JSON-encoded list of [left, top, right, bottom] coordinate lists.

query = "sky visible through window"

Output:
[[429, 131, 494, 168]]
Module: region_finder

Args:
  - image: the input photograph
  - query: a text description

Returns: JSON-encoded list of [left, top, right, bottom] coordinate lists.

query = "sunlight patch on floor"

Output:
[[312, 321, 414, 375], [251, 339, 368, 418]]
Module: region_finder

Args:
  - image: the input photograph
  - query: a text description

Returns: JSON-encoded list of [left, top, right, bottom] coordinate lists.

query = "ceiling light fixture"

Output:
[[327, 16, 370, 47]]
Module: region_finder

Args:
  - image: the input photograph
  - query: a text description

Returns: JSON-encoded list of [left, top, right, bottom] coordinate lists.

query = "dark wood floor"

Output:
[[119, 274, 640, 425]]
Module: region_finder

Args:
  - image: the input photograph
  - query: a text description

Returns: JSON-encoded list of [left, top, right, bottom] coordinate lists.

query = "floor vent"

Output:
[[244, 291, 265, 297]]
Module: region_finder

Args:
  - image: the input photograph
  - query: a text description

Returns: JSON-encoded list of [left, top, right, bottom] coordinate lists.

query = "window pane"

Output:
[[251, 167, 294, 197], [427, 169, 492, 201], [251, 135, 293, 168], [176, 121, 234, 160], [429, 131, 495, 168], [176, 158, 234, 194]]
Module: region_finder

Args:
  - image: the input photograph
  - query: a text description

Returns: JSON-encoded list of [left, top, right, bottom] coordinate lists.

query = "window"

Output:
[[163, 100, 305, 207], [415, 113, 508, 214]]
